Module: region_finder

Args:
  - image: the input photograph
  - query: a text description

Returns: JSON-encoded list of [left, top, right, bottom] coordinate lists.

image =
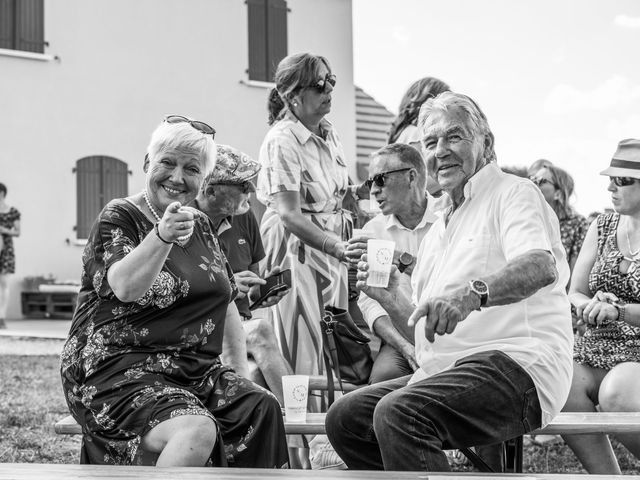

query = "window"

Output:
[[75, 156, 129, 239], [247, 0, 288, 82], [0, 0, 45, 53]]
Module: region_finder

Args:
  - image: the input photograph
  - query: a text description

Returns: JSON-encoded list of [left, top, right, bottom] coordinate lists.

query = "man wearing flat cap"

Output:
[[192, 144, 293, 405]]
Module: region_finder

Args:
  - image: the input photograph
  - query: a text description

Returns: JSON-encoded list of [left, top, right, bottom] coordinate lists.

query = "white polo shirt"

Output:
[[410, 163, 573, 426], [358, 206, 439, 333]]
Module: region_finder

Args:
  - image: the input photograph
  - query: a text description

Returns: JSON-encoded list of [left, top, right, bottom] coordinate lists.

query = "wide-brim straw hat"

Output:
[[600, 138, 640, 179]]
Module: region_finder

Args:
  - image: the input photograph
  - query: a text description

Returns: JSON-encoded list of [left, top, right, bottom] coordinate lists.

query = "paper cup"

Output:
[[282, 375, 309, 422], [366, 239, 395, 287]]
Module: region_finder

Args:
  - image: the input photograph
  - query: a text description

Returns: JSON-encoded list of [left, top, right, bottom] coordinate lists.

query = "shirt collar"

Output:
[[217, 217, 232, 235], [463, 162, 501, 200], [284, 110, 333, 145], [384, 203, 439, 231]]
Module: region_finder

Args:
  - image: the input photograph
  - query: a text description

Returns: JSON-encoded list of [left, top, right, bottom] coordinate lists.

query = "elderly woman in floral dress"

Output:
[[60, 116, 288, 468]]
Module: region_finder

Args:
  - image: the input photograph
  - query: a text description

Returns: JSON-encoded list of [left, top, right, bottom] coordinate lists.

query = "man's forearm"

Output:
[[376, 287, 415, 326], [484, 249, 558, 307], [373, 316, 414, 353]]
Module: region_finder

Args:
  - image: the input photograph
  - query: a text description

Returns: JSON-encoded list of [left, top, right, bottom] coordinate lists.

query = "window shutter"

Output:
[[247, 0, 268, 81], [0, 0, 16, 50], [76, 157, 103, 239], [266, 0, 287, 82], [76, 156, 128, 239], [16, 0, 43, 53], [101, 157, 128, 208]]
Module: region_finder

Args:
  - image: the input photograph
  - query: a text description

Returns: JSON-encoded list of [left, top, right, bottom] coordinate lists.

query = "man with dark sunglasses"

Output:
[[346, 143, 439, 384], [327, 92, 573, 473], [192, 144, 293, 405]]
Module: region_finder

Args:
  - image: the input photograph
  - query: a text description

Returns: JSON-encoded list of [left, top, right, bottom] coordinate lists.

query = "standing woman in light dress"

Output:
[[0, 182, 21, 329], [256, 53, 351, 407], [562, 139, 640, 473]]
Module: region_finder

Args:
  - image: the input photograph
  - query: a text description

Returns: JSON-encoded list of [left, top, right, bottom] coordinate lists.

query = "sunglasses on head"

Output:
[[530, 177, 557, 188], [610, 176, 638, 187], [164, 114, 216, 138], [365, 167, 412, 189], [304, 73, 336, 93], [212, 181, 253, 193]]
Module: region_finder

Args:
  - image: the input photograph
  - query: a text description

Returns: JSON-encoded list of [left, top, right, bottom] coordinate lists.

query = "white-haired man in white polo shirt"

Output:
[[326, 91, 573, 472]]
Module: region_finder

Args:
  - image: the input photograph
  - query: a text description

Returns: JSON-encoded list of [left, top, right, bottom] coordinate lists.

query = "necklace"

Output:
[[626, 219, 640, 258], [142, 190, 192, 246]]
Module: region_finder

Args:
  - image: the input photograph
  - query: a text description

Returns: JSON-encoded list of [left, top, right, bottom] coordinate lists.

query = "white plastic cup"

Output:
[[366, 239, 395, 287], [282, 375, 309, 422]]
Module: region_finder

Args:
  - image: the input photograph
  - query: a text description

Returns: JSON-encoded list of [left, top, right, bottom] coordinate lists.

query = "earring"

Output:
[[293, 101, 298, 107]]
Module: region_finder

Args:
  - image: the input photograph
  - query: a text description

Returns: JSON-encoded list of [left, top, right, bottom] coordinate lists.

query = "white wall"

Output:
[[0, 0, 354, 318]]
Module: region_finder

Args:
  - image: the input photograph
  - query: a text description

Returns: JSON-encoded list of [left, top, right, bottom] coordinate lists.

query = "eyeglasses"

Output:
[[365, 168, 412, 189], [304, 73, 336, 93], [610, 176, 638, 187], [530, 177, 557, 188], [212, 181, 253, 193], [164, 114, 216, 138]]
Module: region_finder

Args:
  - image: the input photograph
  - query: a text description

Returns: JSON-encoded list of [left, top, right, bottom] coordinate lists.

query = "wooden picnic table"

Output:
[[1, 463, 639, 479]]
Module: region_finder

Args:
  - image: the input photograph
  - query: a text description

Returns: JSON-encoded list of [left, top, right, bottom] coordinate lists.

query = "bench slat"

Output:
[[56, 411, 640, 437], [0, 462, 635, 479]]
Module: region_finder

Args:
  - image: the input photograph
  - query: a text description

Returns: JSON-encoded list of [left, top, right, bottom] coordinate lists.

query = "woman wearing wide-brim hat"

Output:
[[562, 138, 640, 473]]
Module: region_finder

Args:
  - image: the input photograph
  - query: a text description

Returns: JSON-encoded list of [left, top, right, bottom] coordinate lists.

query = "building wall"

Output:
[[0, 0, 354, 318]]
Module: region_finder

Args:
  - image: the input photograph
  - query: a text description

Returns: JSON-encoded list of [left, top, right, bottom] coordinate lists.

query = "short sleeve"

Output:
[[10, 208, 20, 222], [499, 182, 555, 261], [246, 211, 265, 264], [262, 136, 302, 194], [84, 201, 142, 298]]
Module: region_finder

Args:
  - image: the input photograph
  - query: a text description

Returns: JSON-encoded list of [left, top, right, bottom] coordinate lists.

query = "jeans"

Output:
[[369, 342, 414, 384], [325, 350, 541, 471]]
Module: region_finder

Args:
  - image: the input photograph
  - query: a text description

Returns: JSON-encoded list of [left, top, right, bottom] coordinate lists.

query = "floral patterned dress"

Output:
[[574, 213, 640, 369], [559, 212, 589, 269], [0, 207, 20, 274], [60, 199, 288, 467]]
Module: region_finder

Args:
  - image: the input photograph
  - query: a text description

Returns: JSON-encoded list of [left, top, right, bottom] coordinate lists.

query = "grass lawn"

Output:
[[1, 337, 640, 473]]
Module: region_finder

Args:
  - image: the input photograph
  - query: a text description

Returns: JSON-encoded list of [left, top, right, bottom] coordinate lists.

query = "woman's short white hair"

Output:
[[146, 120, 217, 175]]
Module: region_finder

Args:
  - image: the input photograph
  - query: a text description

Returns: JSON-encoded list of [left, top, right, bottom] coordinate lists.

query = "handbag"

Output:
[[321, 306, 373, 405]]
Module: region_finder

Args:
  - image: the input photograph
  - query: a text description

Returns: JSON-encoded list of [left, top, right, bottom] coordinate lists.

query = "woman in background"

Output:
[[257, 52, 351, 403], [387, 76, 449, 199], [562, 139, 640, 473], [530, 164, 589, 273], [0, 182, 21, 329]]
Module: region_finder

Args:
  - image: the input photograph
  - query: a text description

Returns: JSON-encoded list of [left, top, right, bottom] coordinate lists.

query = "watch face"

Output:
[[399, 252, 413, 265], [472, 280, 488, 295]]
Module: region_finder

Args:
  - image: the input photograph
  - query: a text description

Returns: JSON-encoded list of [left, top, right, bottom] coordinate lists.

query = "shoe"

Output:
[[530, 434, 562, 446], [445, 449, 470, 466]]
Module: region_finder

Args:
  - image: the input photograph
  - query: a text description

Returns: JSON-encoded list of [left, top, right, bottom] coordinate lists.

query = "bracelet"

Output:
[[154, 222, 172, 245], [321, 235, 330, 253], [614, 301, 626, 324]]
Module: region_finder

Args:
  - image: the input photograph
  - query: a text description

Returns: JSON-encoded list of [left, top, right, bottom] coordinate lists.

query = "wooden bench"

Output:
[[55, 411, 640, 437], [55, 411, 640, 473], [0, 463, 636, 479]]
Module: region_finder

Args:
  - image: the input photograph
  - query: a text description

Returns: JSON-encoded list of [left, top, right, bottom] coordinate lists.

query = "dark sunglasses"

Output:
[[365, 168, 412, 189], [610, 176, 638, 187], [530, 177, 557, 188], [164, 114, 216, 138], [212, 181, 253, 193], [304, 73, 336, 93]]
